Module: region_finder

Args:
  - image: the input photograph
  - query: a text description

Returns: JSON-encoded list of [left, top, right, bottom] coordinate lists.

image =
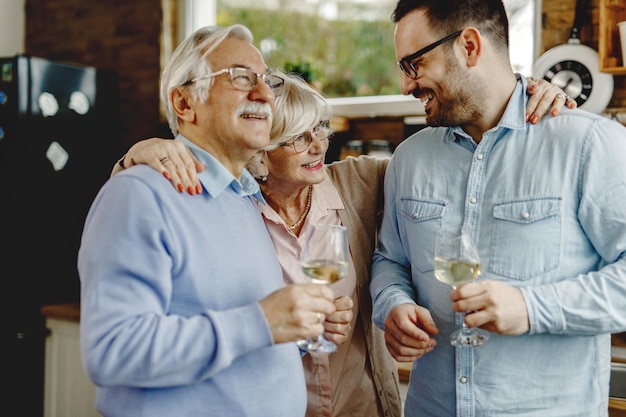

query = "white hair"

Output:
[[160, 24, 254, 135]]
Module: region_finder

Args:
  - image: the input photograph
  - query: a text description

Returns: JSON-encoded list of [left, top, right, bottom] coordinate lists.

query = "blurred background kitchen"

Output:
[[1, 0, 625, 416]]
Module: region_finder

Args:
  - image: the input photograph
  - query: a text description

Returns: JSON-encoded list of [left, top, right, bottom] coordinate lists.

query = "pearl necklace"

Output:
[[287, 185, 313, 233]]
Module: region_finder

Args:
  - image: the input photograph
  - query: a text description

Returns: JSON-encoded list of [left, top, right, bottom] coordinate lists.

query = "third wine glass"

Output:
[[434, 231, 488, 347]]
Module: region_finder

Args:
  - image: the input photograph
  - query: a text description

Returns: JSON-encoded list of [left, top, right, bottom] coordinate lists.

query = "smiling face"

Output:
[[395, 10, 483, 127], [263, 125, 330, 193], [178, 37, 277, 174]]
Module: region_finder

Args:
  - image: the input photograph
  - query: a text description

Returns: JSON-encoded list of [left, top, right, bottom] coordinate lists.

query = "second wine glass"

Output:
[[297, 223, 349, 353], [434, 231, 488, 347]]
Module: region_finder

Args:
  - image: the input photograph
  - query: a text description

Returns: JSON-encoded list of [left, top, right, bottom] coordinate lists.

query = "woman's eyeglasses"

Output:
[[279, 120, 332, 153], [182, 67, 285, 96]]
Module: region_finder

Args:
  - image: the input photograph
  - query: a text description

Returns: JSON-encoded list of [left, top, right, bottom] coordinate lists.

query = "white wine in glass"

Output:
[[433, 258, 481, 287], [434, 231, 488, 347], [301, 261, 347, 285], [298, 223, 349, 353]]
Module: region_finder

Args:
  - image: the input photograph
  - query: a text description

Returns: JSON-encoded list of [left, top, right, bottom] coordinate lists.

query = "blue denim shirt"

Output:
[[371, 78, 626, 417]]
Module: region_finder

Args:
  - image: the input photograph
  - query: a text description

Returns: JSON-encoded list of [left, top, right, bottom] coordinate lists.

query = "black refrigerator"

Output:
[[0, 55, 120, 417]]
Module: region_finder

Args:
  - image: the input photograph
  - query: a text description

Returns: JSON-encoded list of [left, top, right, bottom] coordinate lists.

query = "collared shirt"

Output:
[[259, 174, 382, 417], [371, 78, 626, 417], [179, 135, 263, 200], [78, 135, 306, 417]]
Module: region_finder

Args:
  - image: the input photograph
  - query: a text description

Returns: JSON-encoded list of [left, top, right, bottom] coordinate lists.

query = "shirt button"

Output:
[[459, 376, 468, 384], [476, 153, 484, 160], [522, 212, 530, 219], [412, 213, 419, 219], [470, 197, 477, 204]]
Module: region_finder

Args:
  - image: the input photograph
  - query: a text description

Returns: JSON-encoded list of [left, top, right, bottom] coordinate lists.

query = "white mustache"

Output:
[[236, 101, 273, 121]]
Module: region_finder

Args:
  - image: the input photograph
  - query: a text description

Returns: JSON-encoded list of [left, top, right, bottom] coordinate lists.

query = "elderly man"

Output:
[[371, 0, 626, 416], [78, 24, 335, 417]]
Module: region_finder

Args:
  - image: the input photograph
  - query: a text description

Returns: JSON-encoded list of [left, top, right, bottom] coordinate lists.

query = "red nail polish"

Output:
[[177, 184, 184, 193], [163, 171, 171, 180]]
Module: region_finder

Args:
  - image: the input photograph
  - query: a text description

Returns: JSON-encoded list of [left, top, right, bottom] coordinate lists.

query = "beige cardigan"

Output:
[[325, 156, 402, 417]]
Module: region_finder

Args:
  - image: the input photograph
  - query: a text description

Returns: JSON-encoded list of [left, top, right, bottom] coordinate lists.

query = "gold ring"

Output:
[[159, 156, 169, 164], [316, 312, 324, 324]]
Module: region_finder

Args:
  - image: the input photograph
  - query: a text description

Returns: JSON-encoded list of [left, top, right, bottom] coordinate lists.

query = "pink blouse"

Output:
[[257, 175, 382, 417]]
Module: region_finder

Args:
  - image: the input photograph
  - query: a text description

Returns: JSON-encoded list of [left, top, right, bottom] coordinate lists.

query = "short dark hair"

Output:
[[391, 0, 510, 52]]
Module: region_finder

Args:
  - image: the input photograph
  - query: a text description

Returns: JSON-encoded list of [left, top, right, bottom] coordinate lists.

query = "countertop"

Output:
[[41, 302, 80, 322]]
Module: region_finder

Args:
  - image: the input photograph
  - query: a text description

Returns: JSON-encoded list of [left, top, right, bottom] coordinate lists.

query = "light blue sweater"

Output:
[[78, 136, 306, 417]]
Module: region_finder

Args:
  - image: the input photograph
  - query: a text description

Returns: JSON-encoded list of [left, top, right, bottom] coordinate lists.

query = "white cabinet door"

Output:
[[44, 317, 100, 417]]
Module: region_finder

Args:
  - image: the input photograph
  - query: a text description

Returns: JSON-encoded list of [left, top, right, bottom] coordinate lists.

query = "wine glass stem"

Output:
[[458, 312, 471, 333]]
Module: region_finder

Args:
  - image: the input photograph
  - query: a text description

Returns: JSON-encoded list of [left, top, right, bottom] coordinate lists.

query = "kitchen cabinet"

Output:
[[41, 304, 100, 417], [599, 0, 626, 73]]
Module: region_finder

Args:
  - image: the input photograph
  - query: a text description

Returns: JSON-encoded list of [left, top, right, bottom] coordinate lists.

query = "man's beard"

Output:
[[426, 58, 486, 127]]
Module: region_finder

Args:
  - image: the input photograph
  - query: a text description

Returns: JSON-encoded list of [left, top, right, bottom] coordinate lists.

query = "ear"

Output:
[[459, 27, 481, 67], [170, 87, 195, 123]]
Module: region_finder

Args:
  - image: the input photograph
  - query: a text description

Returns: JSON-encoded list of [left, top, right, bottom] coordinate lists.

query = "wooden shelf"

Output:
[[601, 66, 626, 74], [599, 0, 626, 72]]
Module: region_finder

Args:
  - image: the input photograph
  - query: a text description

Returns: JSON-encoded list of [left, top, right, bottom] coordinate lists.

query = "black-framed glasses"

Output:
[[397, 30, 462, 79], [182, 67, 285, 96], [279, 120, 332, 153]]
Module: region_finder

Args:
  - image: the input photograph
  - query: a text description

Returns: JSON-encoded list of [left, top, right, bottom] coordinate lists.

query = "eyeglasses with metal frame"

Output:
[[279, 120, 332, 153], [397, 30, 462, 79], [182, 67, 285, 96]]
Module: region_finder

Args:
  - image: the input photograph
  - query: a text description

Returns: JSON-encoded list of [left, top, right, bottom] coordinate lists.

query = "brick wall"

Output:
[[25, 0, 172, 148]]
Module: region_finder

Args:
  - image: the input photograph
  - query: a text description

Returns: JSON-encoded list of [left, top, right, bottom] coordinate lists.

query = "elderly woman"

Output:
[[111, 74, 574, 417]]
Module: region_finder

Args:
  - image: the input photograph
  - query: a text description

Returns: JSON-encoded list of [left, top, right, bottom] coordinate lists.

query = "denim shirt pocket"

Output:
[[399, 198, 445, 273], [490, 197, 561, 280]]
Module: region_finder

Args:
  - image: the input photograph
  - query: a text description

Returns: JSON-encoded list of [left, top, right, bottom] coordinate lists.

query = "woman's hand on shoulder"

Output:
[[112, 137, 205, 194], [525, 77, 577, 124]]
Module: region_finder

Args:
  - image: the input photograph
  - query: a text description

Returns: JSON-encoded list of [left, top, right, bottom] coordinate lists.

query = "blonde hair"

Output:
[[160, 24, 254, 136], [246, 72, 332, 178]]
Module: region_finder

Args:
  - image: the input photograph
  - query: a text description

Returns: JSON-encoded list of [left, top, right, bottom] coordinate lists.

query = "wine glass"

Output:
[[297, 223, 349, 353], [434, 230, 488, 347]]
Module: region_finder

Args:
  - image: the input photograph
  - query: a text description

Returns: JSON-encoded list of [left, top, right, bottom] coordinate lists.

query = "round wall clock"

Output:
[[532, 0, 613, 114]]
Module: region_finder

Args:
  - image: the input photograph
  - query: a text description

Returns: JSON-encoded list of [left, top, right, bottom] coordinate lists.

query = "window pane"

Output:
[[505, 0, 536, 75], [217, 0, 399, 98], [214, 0, 535, 98]]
